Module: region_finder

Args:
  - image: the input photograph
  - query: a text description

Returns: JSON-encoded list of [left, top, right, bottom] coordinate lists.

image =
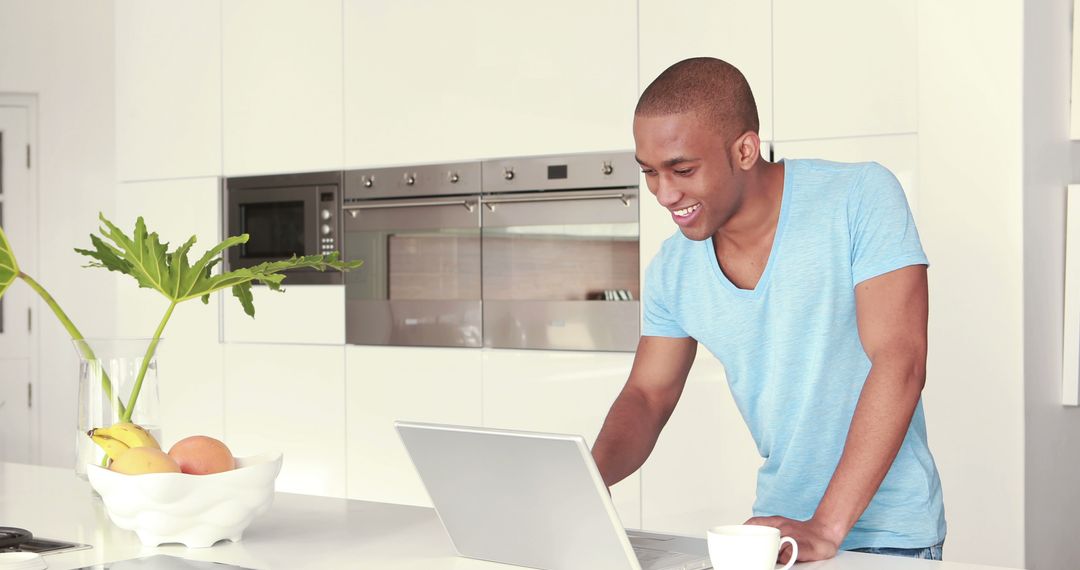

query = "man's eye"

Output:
[[674, 169, 694, 176], [640, 169, 657, 177]]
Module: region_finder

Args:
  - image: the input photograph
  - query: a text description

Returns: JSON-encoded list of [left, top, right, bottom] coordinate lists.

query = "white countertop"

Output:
[[2, 462, 1019, 570]]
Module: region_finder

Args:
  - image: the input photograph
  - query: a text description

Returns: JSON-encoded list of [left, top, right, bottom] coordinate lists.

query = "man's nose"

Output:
[[653, 178, 683, 208]]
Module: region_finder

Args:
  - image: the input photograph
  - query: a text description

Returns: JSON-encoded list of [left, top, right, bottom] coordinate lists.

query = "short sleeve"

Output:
[[848, 163, 929, 285], [641, 252, 690, 338]]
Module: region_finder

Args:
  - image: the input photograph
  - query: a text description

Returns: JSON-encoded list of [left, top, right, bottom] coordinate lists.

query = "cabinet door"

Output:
[[640, 352, 760, 535], [224, 343, 346, 497], [773, 134, 919, 216], [344, 0, 638, 167], [116, 0, 222, 181], [638, 0, 773, 141], [345, 346, 482, 506], [773, 0, 916, 141], [0, 359, 31, 463], [222, 285, 345, 345], [482, 349, 641, 528], [116, 178, 225, 445], [222, 0, 342, 175]]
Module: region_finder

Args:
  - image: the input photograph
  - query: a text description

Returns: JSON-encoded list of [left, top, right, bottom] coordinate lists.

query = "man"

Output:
[[591, 57, 946, 562]]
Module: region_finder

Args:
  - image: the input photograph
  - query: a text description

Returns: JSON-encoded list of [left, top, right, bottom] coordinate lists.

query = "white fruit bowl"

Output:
[[86, 451, 283, 548]]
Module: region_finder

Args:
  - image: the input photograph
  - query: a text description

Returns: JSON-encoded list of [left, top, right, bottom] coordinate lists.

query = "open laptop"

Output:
[[395, 421, 711, 570]]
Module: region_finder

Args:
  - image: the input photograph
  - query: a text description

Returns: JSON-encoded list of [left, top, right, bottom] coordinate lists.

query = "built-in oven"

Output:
[[479, 152, 640, 352], [342, 162, 482, 347], [223, 171, 343, 284]]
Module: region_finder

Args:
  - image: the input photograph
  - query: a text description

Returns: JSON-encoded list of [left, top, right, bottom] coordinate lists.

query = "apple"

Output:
[[168, 435, 236, 475]]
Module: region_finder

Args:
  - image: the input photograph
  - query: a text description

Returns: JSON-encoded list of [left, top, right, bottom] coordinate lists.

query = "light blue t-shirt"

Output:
[[643, 159, 946, 550]]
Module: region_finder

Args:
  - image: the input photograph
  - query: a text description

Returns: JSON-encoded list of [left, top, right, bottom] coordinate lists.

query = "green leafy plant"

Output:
[[0, 213, 362, 426]]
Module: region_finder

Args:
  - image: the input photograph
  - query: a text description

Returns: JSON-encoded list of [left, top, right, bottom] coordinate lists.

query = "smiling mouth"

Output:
[[672, 203, 701, 217]]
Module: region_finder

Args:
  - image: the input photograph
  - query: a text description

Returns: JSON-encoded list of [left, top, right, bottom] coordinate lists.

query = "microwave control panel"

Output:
[[319, 188, 338, 256]]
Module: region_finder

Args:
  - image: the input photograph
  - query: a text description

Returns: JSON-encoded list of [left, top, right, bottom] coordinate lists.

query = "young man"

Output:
[[591, 57, 946, 562]]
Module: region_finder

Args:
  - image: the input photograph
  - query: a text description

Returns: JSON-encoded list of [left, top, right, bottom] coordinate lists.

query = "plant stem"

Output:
[[18, 271, 126, 417], [121, 301, 175, 423]]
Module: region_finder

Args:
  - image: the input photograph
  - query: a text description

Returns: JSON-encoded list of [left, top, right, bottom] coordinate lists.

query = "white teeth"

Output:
[[673, 203, 700, 217]]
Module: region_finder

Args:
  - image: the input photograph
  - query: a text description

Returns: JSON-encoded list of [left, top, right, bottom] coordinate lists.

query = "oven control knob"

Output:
[[406, 174, 416, 186], [504, 168, 515, 181], [321, 224, 332, 236], [449, 172, 460, 184], [321, 209, 331, 220], [602, 162, 614, 176], [363, 176, 374, 188]]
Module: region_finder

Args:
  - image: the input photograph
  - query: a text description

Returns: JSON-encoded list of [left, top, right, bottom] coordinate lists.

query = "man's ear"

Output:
[[731, 130, 760, 171]]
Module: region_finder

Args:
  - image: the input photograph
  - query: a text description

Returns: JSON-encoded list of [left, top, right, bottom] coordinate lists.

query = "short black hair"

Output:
[[636, 57, 760, 142]]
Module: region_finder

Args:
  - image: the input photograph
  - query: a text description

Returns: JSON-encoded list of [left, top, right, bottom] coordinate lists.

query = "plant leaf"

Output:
[[232, 283, 255, 317], [76, 214, 363, 316], [0, 225, 20, 299]]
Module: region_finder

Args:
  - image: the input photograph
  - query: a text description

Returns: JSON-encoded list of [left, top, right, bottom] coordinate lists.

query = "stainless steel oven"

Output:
[[479, 152, 640, 352], [342, 162, 482, 347], [224, 171, 343, 284]]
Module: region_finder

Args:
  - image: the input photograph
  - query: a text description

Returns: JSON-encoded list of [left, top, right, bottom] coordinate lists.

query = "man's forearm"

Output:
[[813, 353, 926, 545], [592, 385, 671, 488]]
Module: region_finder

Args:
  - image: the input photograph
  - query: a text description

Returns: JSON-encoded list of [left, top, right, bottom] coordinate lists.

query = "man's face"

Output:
[[633, 111, 742, 241]]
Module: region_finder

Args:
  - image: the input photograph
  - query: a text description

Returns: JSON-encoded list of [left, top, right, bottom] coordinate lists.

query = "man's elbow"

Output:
[[871, 346, 927, 393], [907, 357, 927, 393]]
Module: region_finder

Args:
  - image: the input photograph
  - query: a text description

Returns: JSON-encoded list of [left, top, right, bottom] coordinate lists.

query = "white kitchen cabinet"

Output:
[[772, 134, 919, 217], [639, 351, 760, 535], [115, 178, 225, 446], [345, 345, 481, 506], [638, 0, 773, 141], [773, 0, 916, 141], [222, 285, 345, 345], [481, 349, 641, 529], [115, 0, 221, 181], [0, 359, 32, 463], [343, 0, 637, 167], [223, 343, 346, 497], [222, 0, 342, 175]]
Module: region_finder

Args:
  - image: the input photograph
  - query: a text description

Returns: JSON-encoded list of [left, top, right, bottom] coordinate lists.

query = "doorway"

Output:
[[0, 95, 39, 464]]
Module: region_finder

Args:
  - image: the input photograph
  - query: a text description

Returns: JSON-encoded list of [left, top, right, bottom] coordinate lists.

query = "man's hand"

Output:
[[743, 516, 845, 563]]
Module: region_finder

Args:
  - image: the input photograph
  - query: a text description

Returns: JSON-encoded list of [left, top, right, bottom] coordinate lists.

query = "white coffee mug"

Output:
[[706, 524, 798, 570]]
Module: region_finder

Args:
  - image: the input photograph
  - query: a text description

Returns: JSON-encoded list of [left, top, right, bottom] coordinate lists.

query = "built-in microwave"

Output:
[[223, 171, 343, 284]]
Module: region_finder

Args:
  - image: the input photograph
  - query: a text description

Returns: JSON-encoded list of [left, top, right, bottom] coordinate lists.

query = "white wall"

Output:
[[0, 0, 117, 468], [917, 1, 1026, 566], [1023, 1, 1080, 569]]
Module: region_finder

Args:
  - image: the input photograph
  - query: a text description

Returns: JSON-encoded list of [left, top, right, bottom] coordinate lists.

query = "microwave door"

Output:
[[343, 197, 482, 348], [480, 189, 641, 352], [230, 186, 320, 265]]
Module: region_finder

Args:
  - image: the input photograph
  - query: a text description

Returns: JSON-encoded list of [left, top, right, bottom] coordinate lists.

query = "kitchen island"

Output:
[[3, 462, 1019, 570]]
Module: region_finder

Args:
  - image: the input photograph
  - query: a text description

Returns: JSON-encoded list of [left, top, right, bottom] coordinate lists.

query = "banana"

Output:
[[87, 422, 161, 461]]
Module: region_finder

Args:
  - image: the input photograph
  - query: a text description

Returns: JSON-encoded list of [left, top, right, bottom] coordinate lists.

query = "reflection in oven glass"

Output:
[[482, 223, 639, 301]]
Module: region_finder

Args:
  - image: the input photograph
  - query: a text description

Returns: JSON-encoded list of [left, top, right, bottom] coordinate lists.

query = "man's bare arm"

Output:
[[747, 264, 928, 562], [592, 335, 698, 487]]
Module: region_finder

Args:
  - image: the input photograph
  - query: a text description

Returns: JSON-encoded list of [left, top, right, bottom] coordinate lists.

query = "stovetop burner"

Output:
[[0, 527, 91, 555]]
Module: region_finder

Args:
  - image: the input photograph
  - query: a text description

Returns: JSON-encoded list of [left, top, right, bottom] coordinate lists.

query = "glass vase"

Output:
[[73, 338, 162, 479]]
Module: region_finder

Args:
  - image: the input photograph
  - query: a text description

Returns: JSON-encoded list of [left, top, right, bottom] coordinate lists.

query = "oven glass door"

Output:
[[344, 196, 481, 347], [480, 188, 640, 352]]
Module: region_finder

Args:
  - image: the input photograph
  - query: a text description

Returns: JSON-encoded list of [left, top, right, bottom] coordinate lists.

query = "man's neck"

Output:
[[715, 160, 786, 247]]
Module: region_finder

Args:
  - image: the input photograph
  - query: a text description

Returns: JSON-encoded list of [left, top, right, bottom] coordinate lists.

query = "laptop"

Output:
[[395, 421, 711, 570]]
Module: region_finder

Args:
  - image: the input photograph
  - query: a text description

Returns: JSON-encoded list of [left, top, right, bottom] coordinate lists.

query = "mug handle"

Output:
[[777, 536, 799, 570]]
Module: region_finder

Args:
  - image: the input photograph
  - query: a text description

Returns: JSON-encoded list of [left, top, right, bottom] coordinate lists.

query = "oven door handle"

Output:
[[479, 191, 631, 211], [344, 198, 476, 216]]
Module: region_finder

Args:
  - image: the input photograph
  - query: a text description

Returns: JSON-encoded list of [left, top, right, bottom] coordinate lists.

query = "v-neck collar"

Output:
[[706, 159, 792, 298]]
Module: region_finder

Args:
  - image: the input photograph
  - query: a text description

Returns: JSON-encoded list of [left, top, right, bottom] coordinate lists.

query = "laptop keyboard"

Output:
[[631, 544, 711, 570]]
